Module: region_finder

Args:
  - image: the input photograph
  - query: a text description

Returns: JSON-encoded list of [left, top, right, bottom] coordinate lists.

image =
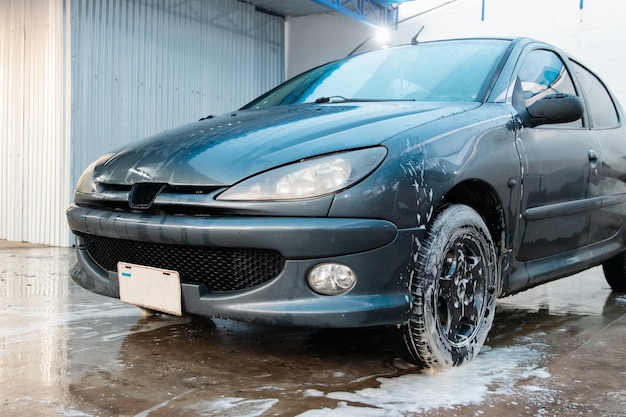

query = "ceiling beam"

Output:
[[311, 0, 399, 28]]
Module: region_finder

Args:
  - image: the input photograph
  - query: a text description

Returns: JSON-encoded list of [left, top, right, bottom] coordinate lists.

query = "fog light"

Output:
[[308, 263, 356, 295]]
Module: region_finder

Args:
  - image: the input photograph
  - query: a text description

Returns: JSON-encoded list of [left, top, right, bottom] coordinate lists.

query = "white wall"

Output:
[[285, 14, 377, 78], [0, 0, 71, 246], [285, 0, 626, 104]]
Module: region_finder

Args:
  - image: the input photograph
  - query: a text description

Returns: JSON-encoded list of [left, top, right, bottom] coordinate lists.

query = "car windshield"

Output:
[[243, 39, 510, 110]]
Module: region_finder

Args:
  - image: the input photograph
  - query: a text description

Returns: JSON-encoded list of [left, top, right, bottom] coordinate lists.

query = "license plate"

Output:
[[117, 262, 182, 316]]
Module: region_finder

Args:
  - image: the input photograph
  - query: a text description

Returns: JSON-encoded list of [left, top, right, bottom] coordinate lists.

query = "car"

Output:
[[67, 37, 626, 369]]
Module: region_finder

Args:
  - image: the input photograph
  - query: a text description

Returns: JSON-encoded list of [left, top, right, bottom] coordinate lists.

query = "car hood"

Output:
[[94, 102, 480, 186]]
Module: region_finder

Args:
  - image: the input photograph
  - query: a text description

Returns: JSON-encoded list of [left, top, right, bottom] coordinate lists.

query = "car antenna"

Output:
[[411, 26, 424, 45]]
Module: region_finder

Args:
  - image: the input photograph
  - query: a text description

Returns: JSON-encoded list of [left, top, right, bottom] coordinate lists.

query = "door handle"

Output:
[[588, 148, 599, 173]]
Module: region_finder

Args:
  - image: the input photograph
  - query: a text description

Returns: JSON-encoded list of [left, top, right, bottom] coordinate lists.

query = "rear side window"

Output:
[[570, 60, 619, 129]]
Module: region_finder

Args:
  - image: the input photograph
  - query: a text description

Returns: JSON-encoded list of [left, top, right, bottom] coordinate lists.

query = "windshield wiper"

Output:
[[314, 95, 348, 103], [314, 96, 416, 104]]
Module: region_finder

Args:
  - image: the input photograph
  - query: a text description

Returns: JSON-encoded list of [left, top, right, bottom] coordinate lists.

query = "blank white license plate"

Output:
[[117, 262, 182, 316]]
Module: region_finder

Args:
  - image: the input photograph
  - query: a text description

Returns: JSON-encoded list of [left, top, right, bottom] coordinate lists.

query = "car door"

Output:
[[570, 59, 626, 244], [514, 49, 597, 261]]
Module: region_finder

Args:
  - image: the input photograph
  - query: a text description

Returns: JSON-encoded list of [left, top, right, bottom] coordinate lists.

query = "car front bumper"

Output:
[[67, 204, 424, 327]]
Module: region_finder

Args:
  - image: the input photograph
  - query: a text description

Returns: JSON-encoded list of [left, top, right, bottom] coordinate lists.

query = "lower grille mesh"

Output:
[[77, 234, 285, 292]]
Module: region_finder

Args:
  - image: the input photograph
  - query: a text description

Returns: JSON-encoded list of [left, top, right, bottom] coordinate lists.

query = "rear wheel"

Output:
[[602, 253, 626, 292], [396, 204, 499, 369]]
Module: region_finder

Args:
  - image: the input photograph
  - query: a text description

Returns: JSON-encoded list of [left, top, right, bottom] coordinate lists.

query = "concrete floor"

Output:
[[1, 240, 625, 417]]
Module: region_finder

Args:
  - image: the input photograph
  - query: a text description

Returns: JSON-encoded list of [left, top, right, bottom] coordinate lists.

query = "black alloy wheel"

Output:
[[396, 204, 499, 369]]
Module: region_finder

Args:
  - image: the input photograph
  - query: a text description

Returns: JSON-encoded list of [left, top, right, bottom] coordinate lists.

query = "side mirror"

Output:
[[525, 93, 584, 128]]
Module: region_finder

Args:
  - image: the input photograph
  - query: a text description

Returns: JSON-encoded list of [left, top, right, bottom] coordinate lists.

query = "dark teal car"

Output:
[[67, 37, 626, 369]]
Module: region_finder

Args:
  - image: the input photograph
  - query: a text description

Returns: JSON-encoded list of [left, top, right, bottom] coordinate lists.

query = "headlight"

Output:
[[75, 153, 115, 194], [217, 147, 386, 201]]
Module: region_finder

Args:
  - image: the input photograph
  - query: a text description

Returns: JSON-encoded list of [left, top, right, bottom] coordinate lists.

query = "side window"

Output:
[[518, 49, 582, 127], [570, 60, 619, 129]]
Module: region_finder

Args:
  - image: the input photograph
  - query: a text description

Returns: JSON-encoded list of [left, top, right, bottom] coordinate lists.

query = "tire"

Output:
[[395, 204, 499, 369], [602, 253, 626, 292]]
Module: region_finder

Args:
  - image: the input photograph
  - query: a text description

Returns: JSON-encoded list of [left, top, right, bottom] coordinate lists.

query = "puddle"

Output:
[[304, 347, 552, 415], [181, 344, 553, 417], [1, 247, 625, 417], [177, 397, 279, 417]]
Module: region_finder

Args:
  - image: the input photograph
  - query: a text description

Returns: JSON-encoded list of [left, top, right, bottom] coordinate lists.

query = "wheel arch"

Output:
[[438, 180, 507, 293]]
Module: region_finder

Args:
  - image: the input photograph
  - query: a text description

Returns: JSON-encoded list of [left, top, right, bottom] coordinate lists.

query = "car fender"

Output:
[[329, 104, 521, 232]]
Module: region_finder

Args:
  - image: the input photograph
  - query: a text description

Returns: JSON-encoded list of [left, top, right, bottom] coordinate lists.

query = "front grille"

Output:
[[77, 234, 285, 292]]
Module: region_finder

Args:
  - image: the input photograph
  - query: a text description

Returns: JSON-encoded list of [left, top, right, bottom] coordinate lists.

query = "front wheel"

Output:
[[396, 204, 499, 369]]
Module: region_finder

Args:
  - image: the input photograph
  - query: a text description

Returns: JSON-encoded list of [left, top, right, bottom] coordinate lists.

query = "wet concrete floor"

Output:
[[1, 241, 625, 417]]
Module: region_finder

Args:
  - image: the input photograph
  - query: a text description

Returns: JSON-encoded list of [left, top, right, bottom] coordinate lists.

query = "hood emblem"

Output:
[[128, 183, 167, 210]]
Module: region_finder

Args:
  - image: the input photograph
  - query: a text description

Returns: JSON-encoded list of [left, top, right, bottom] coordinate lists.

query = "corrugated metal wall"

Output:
[[0, 0, 71, 247], [70, 0, 284, 196], [0, 0, 284, 247]]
